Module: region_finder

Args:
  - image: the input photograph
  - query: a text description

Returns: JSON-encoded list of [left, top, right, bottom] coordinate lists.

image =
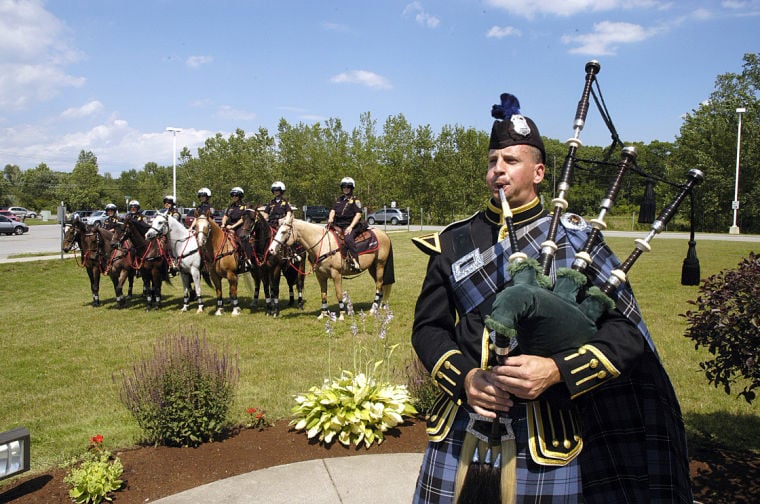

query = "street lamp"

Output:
[[166, 127, 182, 203], [729, 107, 746, 234]]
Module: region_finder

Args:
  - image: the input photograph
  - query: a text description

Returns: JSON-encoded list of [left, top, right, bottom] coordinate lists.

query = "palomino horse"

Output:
[[242, 208, 306, 317], [111, 217, 170, 310], [269, 213, 394, 320], [195, 213, 243, 316], [145, 212, 206, 313], [63, 219, 108, 307]]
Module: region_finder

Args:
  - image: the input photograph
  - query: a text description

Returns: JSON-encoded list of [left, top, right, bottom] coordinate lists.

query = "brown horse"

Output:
[[101, 223, 136, 308], [195, 213, 243, 316], [63, 219, 108, 307], [269, 213, 394, 320], [242, 207, 306, 317], [111, 217, 170, 310]]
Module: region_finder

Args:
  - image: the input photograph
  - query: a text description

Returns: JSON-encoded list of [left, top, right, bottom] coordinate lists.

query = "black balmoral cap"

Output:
[[489, 93, 546, 163]]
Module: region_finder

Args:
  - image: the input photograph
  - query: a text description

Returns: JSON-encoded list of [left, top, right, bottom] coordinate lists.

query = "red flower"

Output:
[[90, 434, 104, 444], [246, 407, 256, 415], [256, 413, 264, 420]]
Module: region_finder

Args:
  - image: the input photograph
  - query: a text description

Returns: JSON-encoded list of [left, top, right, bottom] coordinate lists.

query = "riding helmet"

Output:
[[340, 177, 355, 189], [128, 200, 141, 210], [230, 187, 244, 197], [198, 187, 211, 198], [271, 181, 286, 193], [105, 203, 117, 211], [163, 195, 176, 205]]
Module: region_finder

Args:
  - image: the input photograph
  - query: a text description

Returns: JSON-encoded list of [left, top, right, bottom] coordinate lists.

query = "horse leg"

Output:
[[228, 272, 241, 316], [89, 267, 101, 307], [333, 273, 347, 321], [316, 274, 330, 320], [192, 268, 204, 313], [297, 269, 305, 310], [370, 266, 384, 314], [270, 266, 281, 318], [180, 271, 191, 312], [213, 271, 225, 316], [153, 267, 163, 310]]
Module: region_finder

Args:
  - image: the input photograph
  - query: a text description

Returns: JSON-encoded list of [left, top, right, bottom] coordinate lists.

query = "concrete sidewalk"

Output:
[[152, 453, 423, 503]]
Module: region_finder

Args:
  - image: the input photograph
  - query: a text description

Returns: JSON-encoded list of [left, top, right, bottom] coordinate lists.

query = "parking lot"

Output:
[[0, 223, 63, 262]]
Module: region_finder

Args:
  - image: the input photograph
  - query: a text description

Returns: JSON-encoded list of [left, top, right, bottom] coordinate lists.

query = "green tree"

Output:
[[673, 53, 759, 233], [67, 151, 103, 210]]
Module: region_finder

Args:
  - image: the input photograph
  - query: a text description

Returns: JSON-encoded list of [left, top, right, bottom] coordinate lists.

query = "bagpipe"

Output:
[[455, 60, 704, 504]]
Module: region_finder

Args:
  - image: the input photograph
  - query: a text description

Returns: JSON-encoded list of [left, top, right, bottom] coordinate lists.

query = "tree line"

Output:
[[2, 53, 757, 233]]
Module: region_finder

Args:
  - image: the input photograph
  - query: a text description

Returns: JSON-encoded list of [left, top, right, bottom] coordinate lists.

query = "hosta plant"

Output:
[[291, 298, 417, 447], [291, 370, 417, 447]]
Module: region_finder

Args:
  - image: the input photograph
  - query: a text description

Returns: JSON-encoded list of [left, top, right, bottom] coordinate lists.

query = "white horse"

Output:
[[146, 212, 205, 313]]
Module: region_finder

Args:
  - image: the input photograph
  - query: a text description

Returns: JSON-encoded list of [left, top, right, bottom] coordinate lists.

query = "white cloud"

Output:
[[486, 25, 522, 38], [485, 0, 665, 18], [61, 101, 104, 119], [216, 105, 257, 121], [561, 21, 658, 55], [0, 0, 84, 109], [330, 70, 392, 90], [403, 2, 440, 28], [186, 55, 214, 69]]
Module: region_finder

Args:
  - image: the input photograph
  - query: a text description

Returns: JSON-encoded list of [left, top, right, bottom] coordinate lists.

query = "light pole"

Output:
[[166, 127, 182, 203], [729, 107, 746, 234]]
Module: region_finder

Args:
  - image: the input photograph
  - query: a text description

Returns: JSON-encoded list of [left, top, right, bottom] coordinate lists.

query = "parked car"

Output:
[[180, 207, 196, 228], [0, 215, 29, 235], [68, 210, 95, 224], [2, 206, 37, 220], [85, 210, 108, 227], [304, 205, 330, 223], [366, 208, 409, 225], [0, 210, 20, 221], [142, 209, 158, 223]]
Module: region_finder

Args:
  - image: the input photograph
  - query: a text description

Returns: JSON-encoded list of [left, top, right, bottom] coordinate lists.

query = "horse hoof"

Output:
[[317, 311, 328, 320], [232, 307, 241, 316], [214, 309, 224, 316], [181, 305, 189, 312], [338, 311, 345, 322], [196, 306, 204, 314]]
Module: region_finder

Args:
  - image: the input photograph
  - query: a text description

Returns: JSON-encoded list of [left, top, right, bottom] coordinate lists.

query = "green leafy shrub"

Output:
[[290, 300, 417, 447], [63, 435, 123, 504], [115, 327, 240, 446], [404, 353, 439, 417], [682, 252, 760, 403]]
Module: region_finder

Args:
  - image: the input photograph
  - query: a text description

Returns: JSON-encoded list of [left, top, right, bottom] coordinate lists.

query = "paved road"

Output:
[[1, 223, 759, 264]]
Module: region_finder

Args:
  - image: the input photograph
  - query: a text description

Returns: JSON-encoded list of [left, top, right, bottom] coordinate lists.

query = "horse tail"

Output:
[[382, 241, 395, 285], [202, 269, 213, 288]]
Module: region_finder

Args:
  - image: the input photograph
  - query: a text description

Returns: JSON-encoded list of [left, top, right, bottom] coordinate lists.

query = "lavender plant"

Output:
[[115, 327, 240, 446]]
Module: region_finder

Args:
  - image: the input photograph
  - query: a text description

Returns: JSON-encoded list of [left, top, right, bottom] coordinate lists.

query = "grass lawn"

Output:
[[0, 229, 758, 475]]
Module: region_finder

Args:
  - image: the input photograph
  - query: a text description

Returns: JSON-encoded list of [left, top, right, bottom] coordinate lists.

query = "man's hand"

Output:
[[464, 368, 514, 418], [492, 355, 561, 400]]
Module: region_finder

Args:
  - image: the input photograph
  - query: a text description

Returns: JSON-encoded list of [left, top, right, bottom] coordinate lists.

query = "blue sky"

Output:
[[1, 0, 757, 175]]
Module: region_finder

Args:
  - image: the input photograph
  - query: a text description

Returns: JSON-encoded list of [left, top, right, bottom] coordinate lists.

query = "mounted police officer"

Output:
[[189, 187, 214, 234], [162, 195, 182, 222], [327, 176, 363, 272], [221, 186, 252, 271], [103, 203, 121, 230], [125, 200, 144, 222], [264, 181, 293, 227]]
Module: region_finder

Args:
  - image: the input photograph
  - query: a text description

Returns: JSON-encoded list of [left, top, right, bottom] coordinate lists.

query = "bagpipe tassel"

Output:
[[681, 192, 701, 285], [638, 177, 656, 224]]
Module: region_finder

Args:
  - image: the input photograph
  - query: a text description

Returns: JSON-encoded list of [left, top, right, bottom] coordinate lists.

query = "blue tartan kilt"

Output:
[[413, 405, 582, 503]]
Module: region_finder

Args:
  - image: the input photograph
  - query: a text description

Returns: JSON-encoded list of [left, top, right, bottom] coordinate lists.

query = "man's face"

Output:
[[486, 144, 544, 208]]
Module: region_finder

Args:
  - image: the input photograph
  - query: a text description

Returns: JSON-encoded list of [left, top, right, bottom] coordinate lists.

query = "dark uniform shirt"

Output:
[[224, 202, 246, 226], [103, 215, 121, 230], [332, 194, 362, 228], [265, 198, 291, 225], [196, 202, 214, 218]]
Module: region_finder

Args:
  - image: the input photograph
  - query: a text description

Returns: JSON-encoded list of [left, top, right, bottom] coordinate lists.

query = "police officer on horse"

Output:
[[221, 186, 252, 271], [103, 203, 121, 230], [328, 176, 364, 272], [264, 181, 293, 227]]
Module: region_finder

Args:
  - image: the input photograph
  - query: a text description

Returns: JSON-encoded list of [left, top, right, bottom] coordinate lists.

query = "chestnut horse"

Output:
[[269, 213, 394, 320], [195, 213, 243, 316]]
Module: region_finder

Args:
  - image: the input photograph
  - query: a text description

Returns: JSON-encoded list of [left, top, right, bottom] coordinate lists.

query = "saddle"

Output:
[[333, 227, 379, 258]]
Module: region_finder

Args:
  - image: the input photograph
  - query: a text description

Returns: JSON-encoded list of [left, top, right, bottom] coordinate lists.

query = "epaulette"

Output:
[[412, 232, 441, 255]]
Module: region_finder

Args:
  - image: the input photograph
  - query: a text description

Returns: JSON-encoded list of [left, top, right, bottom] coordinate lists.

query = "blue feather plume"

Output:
[[491, 93, 521, 120]]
